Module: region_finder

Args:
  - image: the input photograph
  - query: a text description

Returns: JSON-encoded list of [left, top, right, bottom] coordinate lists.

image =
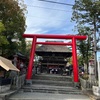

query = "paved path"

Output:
[[8, 91, 90, 100]]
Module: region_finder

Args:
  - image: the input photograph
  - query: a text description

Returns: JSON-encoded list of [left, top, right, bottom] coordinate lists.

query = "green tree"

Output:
[[0, 0, 27, 57], [77, 27, 93, 70], [0, 22, 8, 45], [25, 40, 32, 57], [72, 0, 100, 72]]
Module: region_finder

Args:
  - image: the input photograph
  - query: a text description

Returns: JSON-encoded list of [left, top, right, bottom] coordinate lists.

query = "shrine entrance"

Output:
[[23, 34, 87, 84]]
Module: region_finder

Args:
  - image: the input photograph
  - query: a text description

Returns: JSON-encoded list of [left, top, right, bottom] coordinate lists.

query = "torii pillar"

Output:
[[72, 37, 78, 85], [23, 34, 87, 85]]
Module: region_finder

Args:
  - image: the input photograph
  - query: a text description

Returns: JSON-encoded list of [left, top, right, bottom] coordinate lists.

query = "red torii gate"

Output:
[[23, 34, 87, 84]]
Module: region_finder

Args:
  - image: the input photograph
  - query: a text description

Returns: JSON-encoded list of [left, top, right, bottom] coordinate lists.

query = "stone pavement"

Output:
[[0, 89, 18, 100], [8, 91, 90, 100], [83, 90, 100, 100], [0, 89, 100, 100], [1, 88, 100, 100]]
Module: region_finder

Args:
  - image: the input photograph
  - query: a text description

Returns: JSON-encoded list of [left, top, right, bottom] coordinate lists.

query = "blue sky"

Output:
[[24, 0, 76, 35], [24, 0, 100, 59]]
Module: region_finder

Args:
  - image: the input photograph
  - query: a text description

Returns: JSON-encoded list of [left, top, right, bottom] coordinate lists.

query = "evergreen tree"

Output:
[[0, 0, 27, 57], [72, 0, 100, 72]]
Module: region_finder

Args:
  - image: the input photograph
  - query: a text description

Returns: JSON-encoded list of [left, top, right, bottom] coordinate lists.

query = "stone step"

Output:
[[8, 74, 89, 100], [23, 84, 79, 91], [24, 84, 76, 90], [22, 85, 81, 95], [32, 79, 74, 87], [21, 88, 82, 95], [33, 74, 72, 82], [21, 83, 81, 95]]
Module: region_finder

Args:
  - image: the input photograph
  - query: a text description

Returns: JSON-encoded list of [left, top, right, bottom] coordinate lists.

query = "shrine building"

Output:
[[35, 41, 72, 74]]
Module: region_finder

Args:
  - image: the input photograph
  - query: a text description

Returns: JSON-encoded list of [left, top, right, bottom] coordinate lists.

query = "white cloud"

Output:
[[25, 27, 49, 34], [24, 0, 75, 34]]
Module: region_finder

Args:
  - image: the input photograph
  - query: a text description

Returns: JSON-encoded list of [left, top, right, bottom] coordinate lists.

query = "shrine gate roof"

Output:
[[36, 45, 72, 57]]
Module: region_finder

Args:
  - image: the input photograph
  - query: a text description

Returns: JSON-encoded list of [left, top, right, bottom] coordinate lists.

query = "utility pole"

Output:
[[93, 5, 97, 79], [93, 28, 97, 79]]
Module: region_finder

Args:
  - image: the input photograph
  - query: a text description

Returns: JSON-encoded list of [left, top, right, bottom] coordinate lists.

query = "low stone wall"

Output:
[[0, 84, 10, 93], [80, 77, 92, 90], [11, 74, 26, 90], [0, 78, 11, 93]]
